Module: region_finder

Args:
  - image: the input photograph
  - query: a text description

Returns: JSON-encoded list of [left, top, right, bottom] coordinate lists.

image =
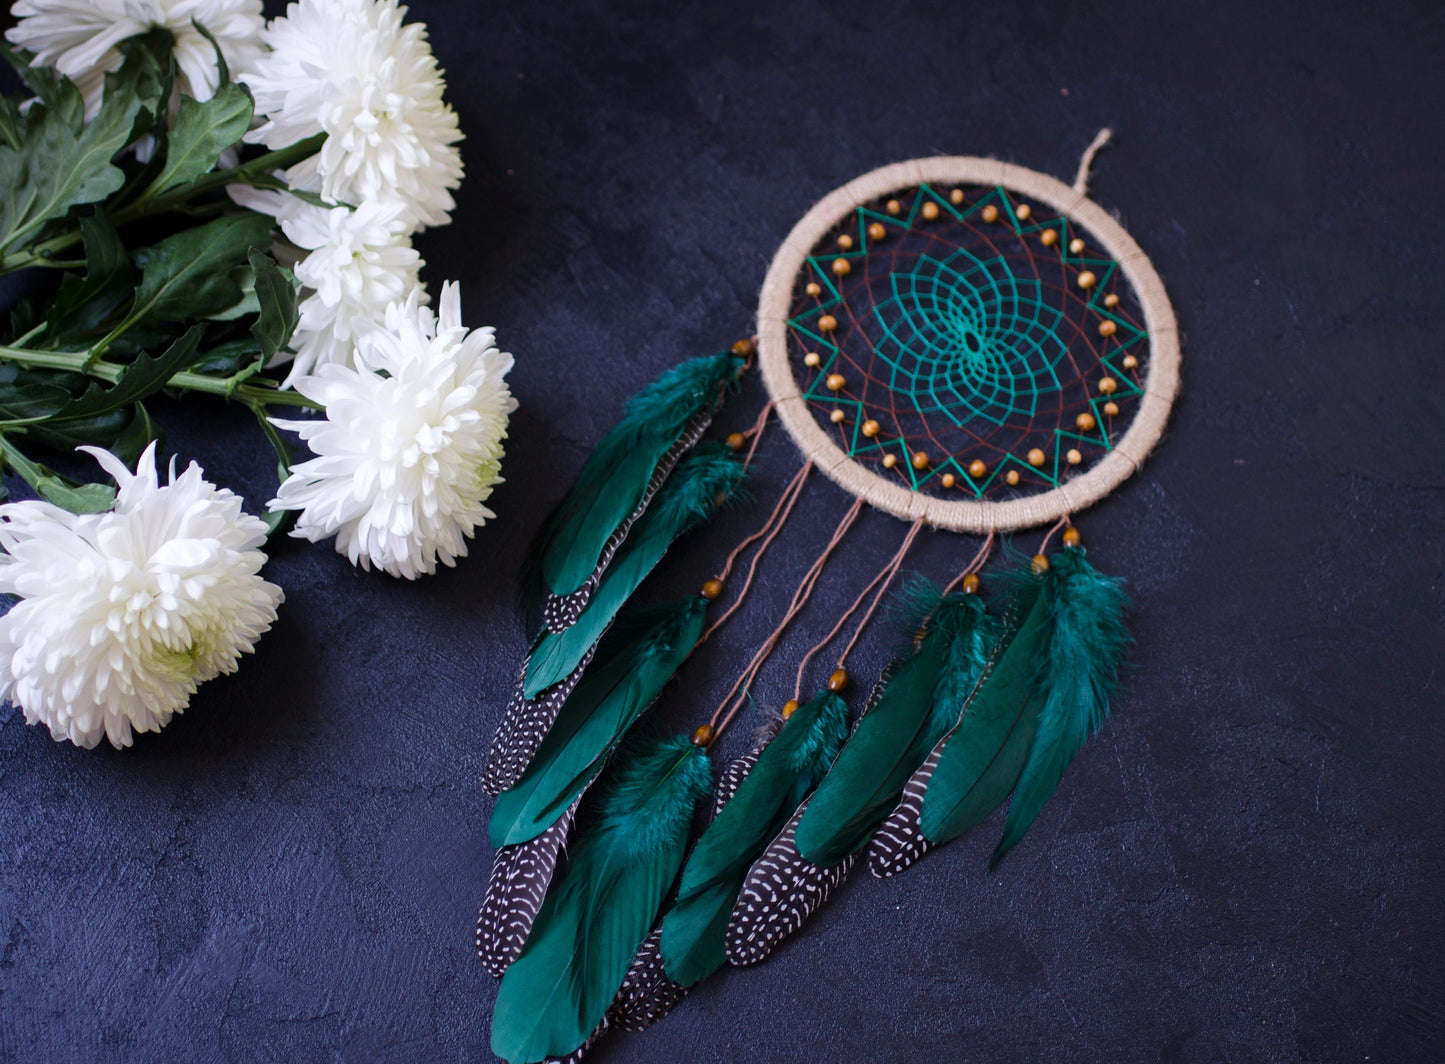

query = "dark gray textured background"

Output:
[[2, 1, 1443, 1061]]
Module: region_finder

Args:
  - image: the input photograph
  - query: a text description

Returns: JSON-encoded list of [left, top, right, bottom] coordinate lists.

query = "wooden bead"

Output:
[[981, 204, 999, 223], [1031, 554, 1050, 574], [700, 578, 724, 600], [1076, 270, 1097, 289], [1103, 293, 1120, 308], [826, 372, 846, 391], [803, 351, 821, 368], [830, 409, 845, 423], [1098, 320, 1117, 337], [691, 723, 714, 746], [732, 338, 755, 358], [881, 453, 897, 469], [1040, 229, 1058, 247], [818, 314, 838, 333], [1122, 354, 1138, 370], [1062, 527, 1082, 548], [1098, 376, 1118, 395], [1103, 401, 1119, 416], [911, 450, 929, 470], [885, 199, 901, 215], [921, 201, 940, 220], [1076, 412, 1096, 431], [949, 188, 965, 205], [861, 419, 880, 437], [832, 257, 851, 276], [1066, 448, 1083, 465], [837, 233, 854, 250], [781, 699, 800, 719], [726, 432, 746, 451], [1015, 203, 1032, 220], [805, 282, 821, 297], [940, 472, 956, 488], [827, 668, 849, 692], [962, 573, 981, 594], [867, 222, 887, 242], [968, 458, 987, 478], [1027, 447, 1046, 467], [1005, 469, 1021, 486], [1069, 237, 1085, 254]]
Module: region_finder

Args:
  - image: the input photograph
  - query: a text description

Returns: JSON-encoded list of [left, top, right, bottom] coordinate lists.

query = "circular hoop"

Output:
[[756, 156, 1180, 533]]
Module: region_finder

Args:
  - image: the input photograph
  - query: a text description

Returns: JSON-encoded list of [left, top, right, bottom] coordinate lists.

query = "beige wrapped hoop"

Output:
[[756, 154, 1180, 533]]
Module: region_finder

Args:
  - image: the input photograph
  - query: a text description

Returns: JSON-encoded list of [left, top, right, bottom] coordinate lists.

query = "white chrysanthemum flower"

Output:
[[0, 443, 283, 749], [6, 0, 266, 119], [241, 0, 464, 232], [282, 198, 425, 383], [269, 282, 515, 579]]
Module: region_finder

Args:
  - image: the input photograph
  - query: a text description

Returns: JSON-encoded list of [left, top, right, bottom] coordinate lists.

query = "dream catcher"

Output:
[[477, 131, 1180, 1063]]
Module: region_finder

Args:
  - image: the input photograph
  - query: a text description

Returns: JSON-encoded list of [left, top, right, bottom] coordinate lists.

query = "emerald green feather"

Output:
[[523, 444, 746, 698], [490, 735, 712, 1064], [537, 352, 743, 599], [991, 547, 1131, 866], [490, 597, 707, 849], [795, 588, 998, 867], [659, 692, 848, 987], [918, 576, 1050, 847]]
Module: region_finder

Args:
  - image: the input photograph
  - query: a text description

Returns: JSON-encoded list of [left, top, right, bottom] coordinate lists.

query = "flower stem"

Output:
[[0, 343, 323, 411]]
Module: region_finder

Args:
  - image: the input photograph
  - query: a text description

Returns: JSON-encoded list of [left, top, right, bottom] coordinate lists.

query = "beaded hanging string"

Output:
[[481, 134, 1181, 1064]]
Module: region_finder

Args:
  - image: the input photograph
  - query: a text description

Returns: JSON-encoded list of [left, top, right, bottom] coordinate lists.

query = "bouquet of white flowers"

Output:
[[0, 0, 516, 748]]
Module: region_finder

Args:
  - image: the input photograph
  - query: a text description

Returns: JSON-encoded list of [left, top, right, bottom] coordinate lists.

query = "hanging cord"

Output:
[[1073, 128, 1113, 196], [1036, 515, 1069, 556], [792, 518, 924, 701], [941, 529, 997, 595], [707, 497, 865, 743], [699, 460, 812, 644], [740, 401, 773, 469]]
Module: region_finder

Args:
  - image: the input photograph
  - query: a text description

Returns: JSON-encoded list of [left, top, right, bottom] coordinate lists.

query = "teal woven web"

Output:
[[789, 183, 1150, 500]]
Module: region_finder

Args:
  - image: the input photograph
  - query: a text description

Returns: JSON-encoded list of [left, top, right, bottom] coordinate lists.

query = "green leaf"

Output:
[[0, 380, 71, 421], [189, 335, 262, 376], [253, 407, 294, 537], [0, 437, 115, 514], [127, 212, 273, 327], [108, 32, 174, 149], [1, 46, 84, 133], [109, 401, 161, 465], [0, 94, 22, 152], [45, 211, 137, 342], [148, 82, 253, 195], [247, 248, 298, 360], [25, 407, 132, 451], [189, 19, 231, 86]]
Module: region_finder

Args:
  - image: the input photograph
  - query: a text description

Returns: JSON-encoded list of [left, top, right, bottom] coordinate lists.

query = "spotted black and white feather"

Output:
[[483, 645, 600, 796], [866, 742, 939, 878], [711, 723, 778, 818], [542, 1016, 609, 1064], [724, 803, 857, 967], [540, 413, 713, 634], [610, 928, 689, 1032], [476, 799, 580, 978]]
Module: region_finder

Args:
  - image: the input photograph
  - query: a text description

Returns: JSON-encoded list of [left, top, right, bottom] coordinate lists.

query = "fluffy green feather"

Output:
[[795, 587, 998, 867], [991, 547, 1130, 866], [659, 692, 848, 987], [523, 444, 746, 698], [490, 596, 708, 849], [536, 352, 743, 599], [490, 735, 712, 1064]]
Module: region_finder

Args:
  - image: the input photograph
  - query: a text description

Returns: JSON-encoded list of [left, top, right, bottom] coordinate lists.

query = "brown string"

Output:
[[700, 460, 811, 643], [1036, 515, 1069, 555], [708, 497, 865, 742], [942, 530, 997, 595], [741, 401, 773, 469], [791, 518, 923, 700]]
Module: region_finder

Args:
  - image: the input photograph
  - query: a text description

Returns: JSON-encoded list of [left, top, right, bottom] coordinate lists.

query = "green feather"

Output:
[[523, 444, 746, 698], [490, 735, 712, 1064], [490, 597, 708, 849], [991, 547, 1131, 866], [795, 588, 998, 867], [659, 692, 848, 987], [537, 352, 743, 599], [918, 575, 1050, 847]]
